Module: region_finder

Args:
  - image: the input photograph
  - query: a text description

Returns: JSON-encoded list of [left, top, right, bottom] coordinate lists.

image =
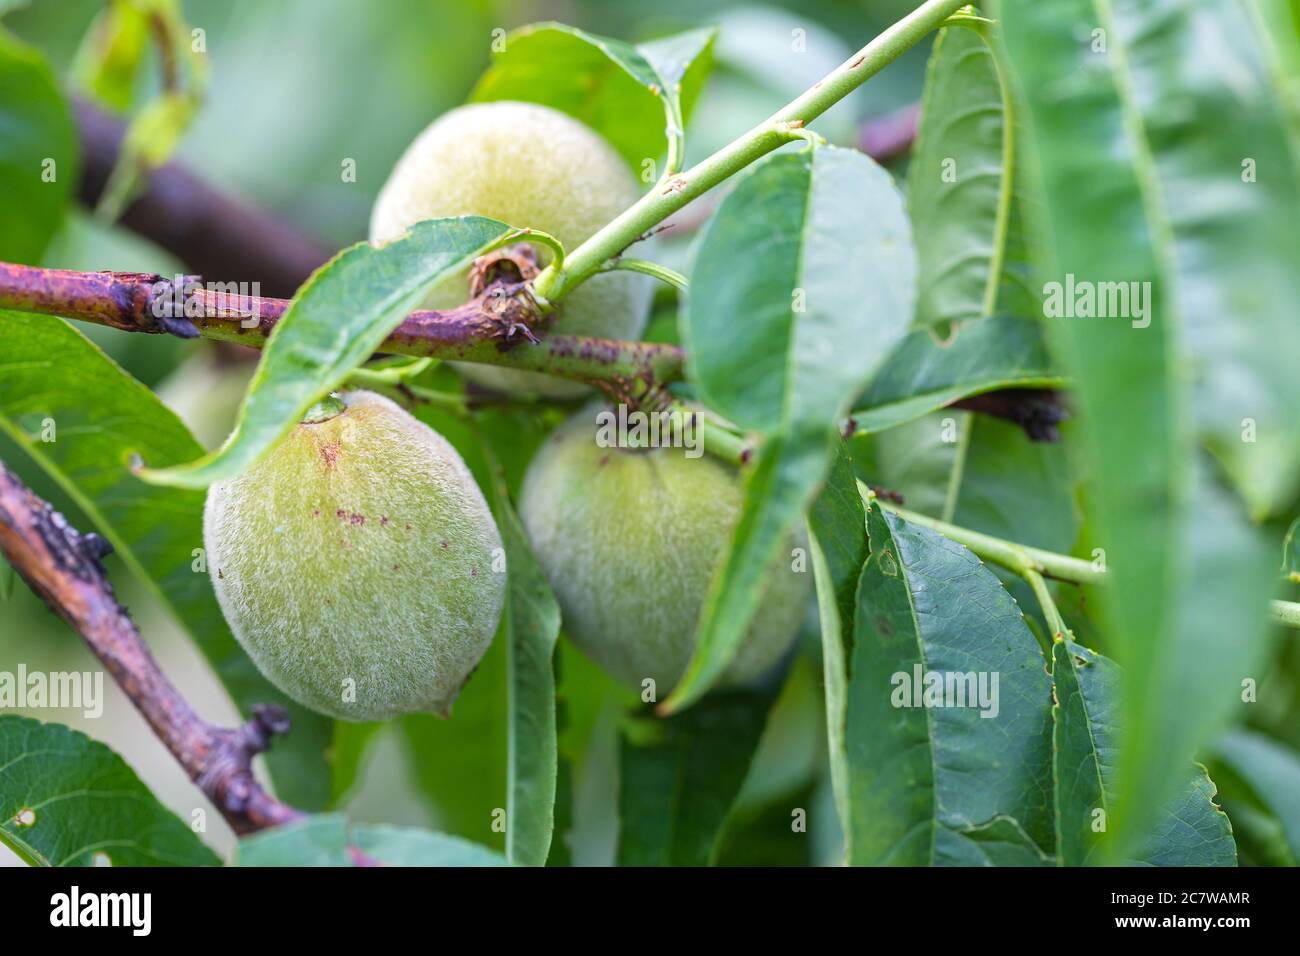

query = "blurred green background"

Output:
[[5, 0, 1299, 870], [0, 0, 929, 866]]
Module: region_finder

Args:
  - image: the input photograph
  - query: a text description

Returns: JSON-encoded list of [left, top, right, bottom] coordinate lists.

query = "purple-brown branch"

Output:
[[0, 259, 1063, 441], [64, 96, 1065, 440], [0, 460, 302, 835], [950, 388, 1068, 442], [0, 260, 687, 401], [858, 102, 920, 164]]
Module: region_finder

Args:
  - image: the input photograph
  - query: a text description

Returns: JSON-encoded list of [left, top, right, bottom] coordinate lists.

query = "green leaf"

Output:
[[472, 22, 715, 171], [0, 716, 219, 867], [1052, 641, 1236, 866], [846, 504, 1055, 865], [0, 311, 332, 807], [494, 489, 561, 867], [684, 146, 914, 437], [72, 0, 151, 113], [807, 442, 869, 856], [237, 814, 350, 867], [140, 217, 515, 489], [809, 443, 869, 652], [1283, 516, 1300, 583], [852, 315, 1061, 434], [904, 14, 1076, 590], [328, 721, 383, 807], [237, 814, 509, 866], [90, 0, 207, 221], [949, 415, 1079, 555], [887, 17, 1056, 454], [0, 28, 77, 264], [999, 0, 1280, 857], [1213, 728, 1300, 863], [667, 145, 915, 711], [617, 685, 781, 866], [401, 642, 507, 852], [351, 823, 510, 866], [713, 779, 817, 866], [910, 22, 1018, 329], [387, 403, 557, 856], [1254, 0, 1300, 134]]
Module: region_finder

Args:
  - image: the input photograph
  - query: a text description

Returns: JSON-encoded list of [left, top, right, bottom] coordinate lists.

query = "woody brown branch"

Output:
[[0, 259, 1060, 442], [0, 259, 686, 395], [0, 460, 302, 835]]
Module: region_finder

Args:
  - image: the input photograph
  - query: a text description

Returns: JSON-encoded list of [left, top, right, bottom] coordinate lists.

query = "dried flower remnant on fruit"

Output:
[[370, 101, 654, 398]]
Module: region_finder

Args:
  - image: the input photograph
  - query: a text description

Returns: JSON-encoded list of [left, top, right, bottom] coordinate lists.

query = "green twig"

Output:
[[665, 401, 752, 467], [1271, 599, 1300, 629], [876, 498, 1106, 584], [346, 358, 434, 387], [597, 258, 688, 291], [1024, 568, 1069, 646], [531, 0, 970, 305], [878, 496, 1300, 632]]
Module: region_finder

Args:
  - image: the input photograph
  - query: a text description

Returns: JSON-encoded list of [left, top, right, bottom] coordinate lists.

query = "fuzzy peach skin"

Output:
[[204, 390, 504, 721], [519, 406, 809, 692], [370, 101, 653, 398]]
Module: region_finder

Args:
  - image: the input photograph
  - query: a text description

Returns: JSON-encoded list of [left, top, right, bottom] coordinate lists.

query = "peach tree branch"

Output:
[[0, 260, 1065, 441], [877, 494, 1300, 632], [531, 0, 970, 305], [0, 261, 686, 396], [0, 459, 303, 835]]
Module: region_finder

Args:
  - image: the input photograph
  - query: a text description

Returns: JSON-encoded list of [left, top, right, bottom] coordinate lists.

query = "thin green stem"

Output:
[[1272, 600, 1300, 629], [940, 411, 972, 523], [879, 496, 1300, 632], [354, 381, 469, 418], [666, 400, 752, 467], [597, 258, 688, 291], [1024, 568, 1069, 643], [346, 358, 434, 387], [402, 384, 472, 412], [663, 97, 687, 177], [700, 418, 751, 467], [877, 498, 1107, 584], [498, 227, 565, 280], [531, 0, 969, 304]]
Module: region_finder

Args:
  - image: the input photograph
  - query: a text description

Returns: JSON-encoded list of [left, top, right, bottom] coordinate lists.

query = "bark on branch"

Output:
[[0, 460, 302, 835], [0, 260, 687, 397]]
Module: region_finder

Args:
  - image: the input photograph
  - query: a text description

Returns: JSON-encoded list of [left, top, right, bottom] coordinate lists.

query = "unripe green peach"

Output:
[[370, 101, 652, 398], [203, 390, 504, 721], [519, 408, 810, 692]]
